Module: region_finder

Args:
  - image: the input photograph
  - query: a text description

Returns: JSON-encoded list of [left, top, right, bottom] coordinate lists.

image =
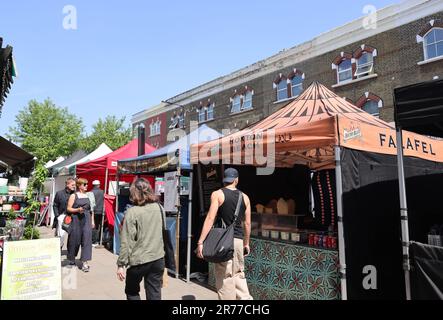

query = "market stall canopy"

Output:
[[50, 150, 87, 176], [0, 136, 34, 171], [56, 143, 113, 176], [118, 124, 221, 174], [394, 79, 443, 138], [0, 38, 16, 116], [44, 156, 65, 169], [192, 81, 443, 169], [76, 139, 156, 176]]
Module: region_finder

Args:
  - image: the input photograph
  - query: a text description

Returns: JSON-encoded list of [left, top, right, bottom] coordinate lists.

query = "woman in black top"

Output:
[[67, 178, 94, 272]]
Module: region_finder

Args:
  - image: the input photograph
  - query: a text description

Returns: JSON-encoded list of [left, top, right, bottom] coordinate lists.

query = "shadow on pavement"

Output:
[[182, 295, 196, 300]]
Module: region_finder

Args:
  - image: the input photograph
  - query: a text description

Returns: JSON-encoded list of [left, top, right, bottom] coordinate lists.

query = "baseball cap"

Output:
[[92, 180, 100, 186], [223, 168, 239, 184]]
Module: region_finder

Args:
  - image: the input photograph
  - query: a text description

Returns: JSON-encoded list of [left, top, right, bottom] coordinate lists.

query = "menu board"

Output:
[[1, 238, 62, 300], [197, 164, 223, 215]]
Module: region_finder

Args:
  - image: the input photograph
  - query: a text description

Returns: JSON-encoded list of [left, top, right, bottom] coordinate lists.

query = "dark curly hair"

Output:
[[129, 178, 157, 206]]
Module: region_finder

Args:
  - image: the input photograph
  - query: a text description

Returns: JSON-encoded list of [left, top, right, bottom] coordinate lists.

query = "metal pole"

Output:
[[334, 146, 348, 300], [98, 168, 109, 247], [186, 171, 193, 283], [175, 157, 181, 279], [395, 127, 412, 300]]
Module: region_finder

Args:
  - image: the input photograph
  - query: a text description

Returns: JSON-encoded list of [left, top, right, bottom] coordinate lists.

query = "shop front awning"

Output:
[[0, 136, 34, 171]]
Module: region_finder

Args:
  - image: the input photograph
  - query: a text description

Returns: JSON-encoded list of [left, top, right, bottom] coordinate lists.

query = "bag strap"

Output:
[[232, 190, 243, 224], [158, 203, 167, 231]]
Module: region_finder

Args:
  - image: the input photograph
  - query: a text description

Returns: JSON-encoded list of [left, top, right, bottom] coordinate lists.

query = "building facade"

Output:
[[132, 0, 443, 147]]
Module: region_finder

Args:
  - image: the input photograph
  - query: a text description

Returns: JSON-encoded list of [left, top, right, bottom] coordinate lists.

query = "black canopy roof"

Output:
[[0, 136, 34, 169], [394, 79, 443, 138]]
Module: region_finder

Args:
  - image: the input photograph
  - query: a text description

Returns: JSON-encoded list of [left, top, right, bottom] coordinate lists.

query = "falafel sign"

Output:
[[339, 117, 443, 163], [1, 238, 61, 300]]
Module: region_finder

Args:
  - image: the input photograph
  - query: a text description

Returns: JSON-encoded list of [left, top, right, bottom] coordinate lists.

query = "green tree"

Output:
[[81, 116, 132, 153], [7, 99, 84, 163]]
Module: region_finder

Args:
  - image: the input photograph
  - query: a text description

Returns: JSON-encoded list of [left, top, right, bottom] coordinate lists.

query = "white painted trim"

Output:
[[373, 49, 378, 57], [331, 73, 378, 88], [378, 100, 383, 108], [417, 34, 424, 43], [417, 55, 443, 65]]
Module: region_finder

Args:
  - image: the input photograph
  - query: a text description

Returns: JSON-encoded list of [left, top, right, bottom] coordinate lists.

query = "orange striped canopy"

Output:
[[191, 82, 443, 169]]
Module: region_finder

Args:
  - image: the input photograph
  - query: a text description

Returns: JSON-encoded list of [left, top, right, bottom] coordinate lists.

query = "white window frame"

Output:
[[276, 79, 288, 101], [178, 114, 185, 128], [198, 107, 206, 123], [231, 95, 241, 113], [290, 76, 303, 97], [362, 99, 380, 118], [423, 27, 443, 61], [151, 121, 161, 136], [337, 59, 353, 83], [354, 52, 374, 78], [241, 91, 253, 110], [207, 103, 214, 120]]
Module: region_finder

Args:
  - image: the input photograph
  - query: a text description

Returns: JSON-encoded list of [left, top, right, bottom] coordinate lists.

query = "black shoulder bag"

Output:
[[158, 203, 176, 271], [202, 191, 242, 263]]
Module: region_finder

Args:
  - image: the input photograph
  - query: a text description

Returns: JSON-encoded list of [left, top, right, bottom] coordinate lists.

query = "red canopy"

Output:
[[76, 139, 156, 176]]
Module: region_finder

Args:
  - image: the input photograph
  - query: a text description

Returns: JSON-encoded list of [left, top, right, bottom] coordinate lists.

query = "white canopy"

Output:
[[57, 143, 113, 176]]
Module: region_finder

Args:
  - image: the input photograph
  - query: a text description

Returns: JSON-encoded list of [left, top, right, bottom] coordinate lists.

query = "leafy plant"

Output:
[[23, 225, 40, 240], [7, 208, 17, 220]]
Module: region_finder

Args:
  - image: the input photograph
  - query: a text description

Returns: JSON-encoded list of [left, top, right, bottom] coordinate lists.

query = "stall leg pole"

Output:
[[334, 146, 347, 300], [186, 172, 193, 283], [116, 172, 120, 217], [175, 165, 181, 279], [395, 127, 412, 300], [98, 168, 109, 248]]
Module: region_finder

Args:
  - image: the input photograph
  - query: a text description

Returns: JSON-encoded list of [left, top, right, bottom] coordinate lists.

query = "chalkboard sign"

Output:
[[197, 164, 223, 215]]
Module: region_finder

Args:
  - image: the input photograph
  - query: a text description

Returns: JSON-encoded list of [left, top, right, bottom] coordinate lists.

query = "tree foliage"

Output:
[[81, 115, 132, 153], [7, 99, 84, 163]]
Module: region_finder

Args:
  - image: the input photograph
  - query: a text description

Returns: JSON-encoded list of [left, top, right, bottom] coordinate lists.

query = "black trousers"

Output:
[[92, 213, 103, 244], [125, 258, 164, 300]]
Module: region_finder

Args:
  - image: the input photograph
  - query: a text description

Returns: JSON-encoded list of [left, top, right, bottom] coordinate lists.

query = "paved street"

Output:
[[38, 226, 217, 300]]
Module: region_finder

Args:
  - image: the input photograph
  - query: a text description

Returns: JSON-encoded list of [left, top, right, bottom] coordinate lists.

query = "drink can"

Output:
[[314, 234, 319, 246], [331, 237, 337, 249], [309, 233, 314, 245], [323, 235, 329, 248]]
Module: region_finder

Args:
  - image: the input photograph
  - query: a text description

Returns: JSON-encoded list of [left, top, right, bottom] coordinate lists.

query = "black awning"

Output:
[[0, 38, 14, 116], [394, 79, 443, 138], [0, 136, 34, 169]]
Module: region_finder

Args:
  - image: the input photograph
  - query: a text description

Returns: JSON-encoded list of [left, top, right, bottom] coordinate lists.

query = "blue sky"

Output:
[[0, 0, 397, 136]]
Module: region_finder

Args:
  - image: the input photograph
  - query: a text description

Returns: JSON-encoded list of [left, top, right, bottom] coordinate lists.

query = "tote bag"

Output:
[[158, 203, 176, 271], [202, 191, 242, 263]]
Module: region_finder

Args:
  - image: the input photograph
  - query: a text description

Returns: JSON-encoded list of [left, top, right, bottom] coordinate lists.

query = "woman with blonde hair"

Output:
[[117, 177, 165, 300], [67, 178, 94, 272]]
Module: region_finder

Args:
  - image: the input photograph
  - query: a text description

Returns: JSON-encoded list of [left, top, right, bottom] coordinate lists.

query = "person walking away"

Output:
[[91, 180, 104, 245], [66, 178, 93, 272], [116, 178, 165, 300], [196, 168, 253, 300], [53, 177, 76, 249]]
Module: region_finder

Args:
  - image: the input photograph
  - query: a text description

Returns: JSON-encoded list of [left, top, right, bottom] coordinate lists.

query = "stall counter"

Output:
[[208, 236, 341, 300]]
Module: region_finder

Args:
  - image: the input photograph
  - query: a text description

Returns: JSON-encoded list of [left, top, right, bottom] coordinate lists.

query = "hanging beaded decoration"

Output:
[[326, 171, 335, 227], [317, 173, 325, 225]]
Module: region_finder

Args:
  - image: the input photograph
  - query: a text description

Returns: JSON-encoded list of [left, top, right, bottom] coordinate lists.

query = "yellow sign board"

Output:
[[1, 238, 61, 300]]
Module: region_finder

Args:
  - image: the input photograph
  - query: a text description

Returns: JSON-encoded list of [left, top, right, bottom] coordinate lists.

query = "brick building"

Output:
[[132, 0, 443, 147]]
